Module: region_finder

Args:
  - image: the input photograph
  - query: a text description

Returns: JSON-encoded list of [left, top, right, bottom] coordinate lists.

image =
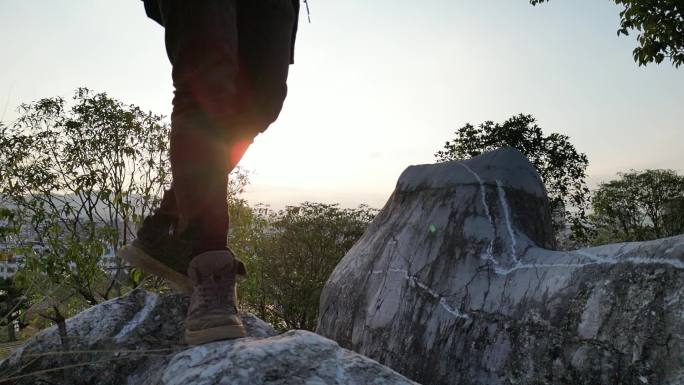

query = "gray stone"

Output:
[[161, 330, 417, 385], [317, 147, 684, 385], [0, 290, 416, 385]]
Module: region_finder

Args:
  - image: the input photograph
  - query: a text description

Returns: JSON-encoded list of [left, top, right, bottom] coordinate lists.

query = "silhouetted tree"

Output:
[[0, 88, 171, 325], [590, 169, 684, 244], [231, 202, 377, 331], [0, 278, 27, 342]]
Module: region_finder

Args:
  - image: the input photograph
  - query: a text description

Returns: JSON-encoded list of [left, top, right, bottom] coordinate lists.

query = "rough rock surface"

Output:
[[0, 290, 417, 385], [317, 147, 684, 385]]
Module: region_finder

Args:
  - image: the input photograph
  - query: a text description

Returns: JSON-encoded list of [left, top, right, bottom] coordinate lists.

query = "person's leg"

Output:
[[183, 0, 297, 345], [118, 0, 240, 293], [135, 188, 176, 236], [123, 0, 296, 345], [234, 0, 295, 141], [167, 0, 296, 252], [156, 0, 252, 344], [160, 0, 240, 251], [132, 0, 295, 254]]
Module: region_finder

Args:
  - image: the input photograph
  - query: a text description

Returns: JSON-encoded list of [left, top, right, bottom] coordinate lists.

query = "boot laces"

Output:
[[195, 269, 236, 312]]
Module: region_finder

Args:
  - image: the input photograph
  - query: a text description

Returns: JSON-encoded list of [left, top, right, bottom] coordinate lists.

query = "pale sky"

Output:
[[1, 0, 682, 209]]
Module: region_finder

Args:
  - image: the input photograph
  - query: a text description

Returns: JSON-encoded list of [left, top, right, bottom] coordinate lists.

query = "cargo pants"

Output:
[[144, 0, 297, 250]]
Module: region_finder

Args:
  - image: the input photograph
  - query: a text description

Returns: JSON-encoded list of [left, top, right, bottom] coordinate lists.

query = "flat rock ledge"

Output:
[[0, 290, 418, 385]]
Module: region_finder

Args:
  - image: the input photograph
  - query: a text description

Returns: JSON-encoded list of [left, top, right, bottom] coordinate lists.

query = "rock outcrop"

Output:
[[317, 147, 684, 385], [0, 290, 417, 385]]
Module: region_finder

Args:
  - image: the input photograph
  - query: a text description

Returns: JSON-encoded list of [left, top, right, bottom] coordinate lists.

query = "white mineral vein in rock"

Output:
[[460, 163, 496, 265], [335, 348, 346, 384], [371, 242, 684, 322], [496, 179, 518, 265], [318, 149, 684, 384], [371, 268, 470, 320], [115, 292, 158, 342], [575, 250, 684, 269], [494, 246, 684, 276], [493, 261, 590, 275]]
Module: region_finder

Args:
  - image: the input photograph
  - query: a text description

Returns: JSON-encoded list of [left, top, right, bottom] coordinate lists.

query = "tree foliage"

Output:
[[0, 206, 16, 243], [0, 88, 171, 322], [531, 0, 684, 67], [435, 114, 590, 244], [0, 89, 377, 339], [590, 169, 684, 244], [0, 278, 27, 342], [230, 202, 377, 331]]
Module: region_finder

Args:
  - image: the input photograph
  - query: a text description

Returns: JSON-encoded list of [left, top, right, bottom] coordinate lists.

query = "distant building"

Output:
[[0, 256, 21, 279], [0, 224, 34, 279], [0, 220, 126, 279]]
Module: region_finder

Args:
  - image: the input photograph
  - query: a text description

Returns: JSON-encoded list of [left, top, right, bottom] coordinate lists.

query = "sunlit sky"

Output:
[[1, 0, 682, 209]]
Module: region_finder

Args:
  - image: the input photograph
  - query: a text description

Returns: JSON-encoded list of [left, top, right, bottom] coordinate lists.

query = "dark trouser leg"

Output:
[[235, 0, 295, 135], [171, 115, 232, 250], [160, 0, 239, 250], [158, 0, 295, 251]]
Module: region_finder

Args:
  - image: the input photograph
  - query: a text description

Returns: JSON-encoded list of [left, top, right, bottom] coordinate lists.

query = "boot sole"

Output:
[[118, 244, 194, 294], [185, 324, 247, 345]]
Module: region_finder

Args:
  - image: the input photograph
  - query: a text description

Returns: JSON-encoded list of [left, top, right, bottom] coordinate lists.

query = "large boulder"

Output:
[[317, 147, 684, 385], [0, 290, 418, 385]]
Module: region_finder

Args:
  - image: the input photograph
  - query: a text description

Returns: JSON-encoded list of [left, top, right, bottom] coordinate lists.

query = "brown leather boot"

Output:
[[184, 249, 247, 345], [118, 235, 195, 294], [117, 189, 196, 293]]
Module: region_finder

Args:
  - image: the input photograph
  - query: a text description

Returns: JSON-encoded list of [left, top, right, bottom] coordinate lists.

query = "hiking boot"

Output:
[[184, 249, 247, 345], [118, 213, 195, 293]]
